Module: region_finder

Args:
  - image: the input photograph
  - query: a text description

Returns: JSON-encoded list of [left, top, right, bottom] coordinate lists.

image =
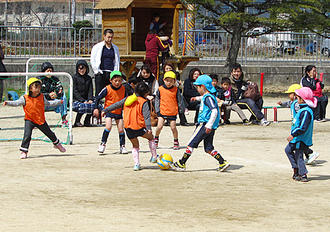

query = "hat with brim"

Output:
[[295, 87, 317, 108], [110, 70, 122, 80], [285, 84, 301, 93], [193, 74, 216, 93], [163, 71, 176, 79]]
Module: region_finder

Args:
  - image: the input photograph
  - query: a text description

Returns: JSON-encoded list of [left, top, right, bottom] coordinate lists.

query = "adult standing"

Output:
[[229, 63, 270, 126], [91, 28, 120, 96], [0, 42, 7, 102], [301, 65, 328, 121]]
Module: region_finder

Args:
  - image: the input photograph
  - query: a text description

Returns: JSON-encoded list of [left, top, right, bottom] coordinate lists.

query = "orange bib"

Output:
[[123, 97, 147, 130], [23, 94, 45, 125], [104, 85, 126, 115], [159, 86, 178, 116]]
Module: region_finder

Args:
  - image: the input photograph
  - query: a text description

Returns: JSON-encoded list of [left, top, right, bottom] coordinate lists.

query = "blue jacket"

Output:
[[290, 104, 314, 147], [198, 93, 220, 129]]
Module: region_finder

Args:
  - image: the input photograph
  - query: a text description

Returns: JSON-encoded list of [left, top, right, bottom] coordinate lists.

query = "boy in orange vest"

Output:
[[102, 82, 158, 170], [154, 71, 184, 149], [93, 71, 128, 154], [3, 78, 66, 159]]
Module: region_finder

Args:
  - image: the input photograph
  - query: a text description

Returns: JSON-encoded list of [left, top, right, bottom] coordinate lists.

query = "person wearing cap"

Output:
[[91, 28, 120, 96], [93, 70, 128, 154], [39, 62, 68, 127], [154, 71, 184, 150], [171, 74, 230, 172], [3, 78, 66, 159], [285, 87, 317, 182]]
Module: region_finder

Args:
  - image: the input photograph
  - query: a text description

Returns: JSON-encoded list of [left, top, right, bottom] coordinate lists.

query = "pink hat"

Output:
[[295, 87, 318, 108]]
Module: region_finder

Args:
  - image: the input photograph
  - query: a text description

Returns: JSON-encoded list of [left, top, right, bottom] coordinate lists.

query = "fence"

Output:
[[1, 25, 329, 64]]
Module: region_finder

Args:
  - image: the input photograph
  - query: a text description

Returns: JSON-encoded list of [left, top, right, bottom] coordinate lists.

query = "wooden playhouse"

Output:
[[95, 0, 198, 77]]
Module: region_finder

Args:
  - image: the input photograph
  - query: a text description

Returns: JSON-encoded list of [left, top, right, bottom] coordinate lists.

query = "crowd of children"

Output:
[[1, 57, 327, 182]]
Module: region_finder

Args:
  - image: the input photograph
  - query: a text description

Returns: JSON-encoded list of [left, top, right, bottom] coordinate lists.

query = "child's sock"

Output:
[[149, 139, 157, 158], [132, 148, 140, 165], [119, 132, 125, 146], [174, 138, 179, 145], [210, 150, 225, 164], [101, 128, 110, 143], [180, 146, 193, 165], [154, 136, 159, 145]]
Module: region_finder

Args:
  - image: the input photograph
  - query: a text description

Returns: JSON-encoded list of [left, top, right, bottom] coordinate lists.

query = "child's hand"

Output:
[[60, 100, 64, 104], [49, 92, 57, 99], [101, 111, 105, 118], [205, 127, 212, 134], [2, 101, 7, 106], [190, 97, 196, 102], [277, 101, 282, 105], [93, 109, 99, 118], [287, 135, 294, 142]]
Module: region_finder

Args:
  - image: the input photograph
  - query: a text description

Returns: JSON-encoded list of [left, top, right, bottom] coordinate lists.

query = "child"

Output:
[[278, 84, 320, 164], [285, 87, 317, 182], [214, 76, 249, 125], [102, 82, 158, 171], [154, 71, 184, 150], [3, 78, 66, 159], [93, 70, 128, 154], [171, 74, 230, 172], [39, 62, 68, 127]]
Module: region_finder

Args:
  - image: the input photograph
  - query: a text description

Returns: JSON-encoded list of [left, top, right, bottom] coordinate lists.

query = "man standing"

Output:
[[91, 29, 120, 96]]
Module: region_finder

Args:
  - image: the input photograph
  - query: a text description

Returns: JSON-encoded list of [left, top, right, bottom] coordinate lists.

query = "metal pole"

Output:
[[93, 0, 96, 27], [0, 72, 74, 145]]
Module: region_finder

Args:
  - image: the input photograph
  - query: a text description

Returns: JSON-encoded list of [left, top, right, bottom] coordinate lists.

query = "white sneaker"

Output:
[[20, 151, 28, 159], [98, 143, 106, 153], [321, 118, 326, 122], [260, 118, 270, 126], [120, 145, 128, 154], [306, 152, 320, 164]]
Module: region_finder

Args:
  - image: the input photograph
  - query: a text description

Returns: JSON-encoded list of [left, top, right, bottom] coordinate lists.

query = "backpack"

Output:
[[243, 82, 261, 101]]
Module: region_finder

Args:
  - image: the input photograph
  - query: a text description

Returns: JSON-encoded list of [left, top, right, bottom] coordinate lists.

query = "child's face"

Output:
[[29, 83, 41, 96], [195, 85, 207, 95], [164, 65, 173, 72], [78, 65, 86, 76], [111, 76, 123, 88], [164, 77, 175, 88], [231, 68, 242, 80], [297, 96, 305, 104], [45, 68, 53, 78], [221, 82, 230, 91], [192, 71, 200, 80], [212, 79, 218, 87], [288, 93, 295, 101], [154, 17, 160, 22], [141, 69, 151, 79]]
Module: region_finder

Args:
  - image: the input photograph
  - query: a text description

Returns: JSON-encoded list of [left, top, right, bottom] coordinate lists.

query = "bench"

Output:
[[262, 106, 285, 122]]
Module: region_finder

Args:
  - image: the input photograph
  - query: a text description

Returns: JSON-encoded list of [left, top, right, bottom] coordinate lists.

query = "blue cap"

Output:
[[193, 74, 216, 93]]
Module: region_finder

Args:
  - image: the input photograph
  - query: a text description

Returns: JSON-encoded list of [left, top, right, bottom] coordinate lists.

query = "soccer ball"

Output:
[[157, 153, 173, 170]]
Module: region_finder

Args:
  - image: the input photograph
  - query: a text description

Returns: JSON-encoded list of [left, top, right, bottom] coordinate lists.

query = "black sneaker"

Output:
[[295, 175, 308, 182], [224, 119, 231, 125]]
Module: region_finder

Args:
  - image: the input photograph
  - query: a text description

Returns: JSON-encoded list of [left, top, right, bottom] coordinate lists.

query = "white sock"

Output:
[[132, 148, 140, 165], [149, 139, 157, 158]]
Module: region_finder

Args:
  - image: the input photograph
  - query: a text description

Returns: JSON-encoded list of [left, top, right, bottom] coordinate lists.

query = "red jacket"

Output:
[[145, 34, 169, 59]]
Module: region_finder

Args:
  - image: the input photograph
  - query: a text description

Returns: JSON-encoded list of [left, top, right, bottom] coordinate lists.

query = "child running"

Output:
[[285, 87, 317, 182], [93, 70, 128, 154], [171, 74, 230, 172], [155, 71, 184, 149], [278, 84, 320, 164], [2, 78, 66, 159], [102, 82, 158, 171]]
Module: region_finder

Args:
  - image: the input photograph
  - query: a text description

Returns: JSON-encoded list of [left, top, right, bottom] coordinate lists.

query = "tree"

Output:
[[183, 0, 330, 72]]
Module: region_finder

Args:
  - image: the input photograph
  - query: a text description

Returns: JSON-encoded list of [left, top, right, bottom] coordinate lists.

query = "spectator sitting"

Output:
[[39, 62, 68, 127], [72, 60, 94, 127], [135, 64, 159, 97], [300, 65, 328, 122], [229, 63, 270, 126], [183, 68, 202, 124]]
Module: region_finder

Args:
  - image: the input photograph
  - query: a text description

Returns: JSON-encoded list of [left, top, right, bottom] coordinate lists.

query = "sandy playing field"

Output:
[[0, 97, 329, 232]]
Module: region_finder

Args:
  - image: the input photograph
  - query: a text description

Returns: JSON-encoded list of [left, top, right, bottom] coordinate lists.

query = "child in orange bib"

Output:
[[154, 71, 184, 149], [3, 78, 66, 159], [103, 82, 158, 171], [93, 71, 128, 154]]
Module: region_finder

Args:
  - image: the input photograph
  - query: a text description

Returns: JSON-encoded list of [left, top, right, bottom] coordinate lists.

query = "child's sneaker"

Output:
[[218, 161, 230, 172], [170, 161, 186, 171], [173, 141, 179, 150], [296, 175, 308, 182], [306, 152, 319, 164], [61, 120, 69, 128], [260, 118, 270, 126], [120, 145, 128, 154], [243, 119, 251, 125], [98, 143, 106, 153], [133, 164, 141, 171], [149, 156, 157, 163], [54, 143, 66, 153], [20, 151, 28, 159]]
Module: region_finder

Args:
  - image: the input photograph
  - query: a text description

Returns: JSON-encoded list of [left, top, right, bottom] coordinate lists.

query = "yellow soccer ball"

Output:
[[157, 153, 173, 170]]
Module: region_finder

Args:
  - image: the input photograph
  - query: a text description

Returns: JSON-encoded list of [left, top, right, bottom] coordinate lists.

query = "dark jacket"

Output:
[[40, 75, 64, 100], [0, 45, 7, 73], [183, 78, 200, 104], [73, 60, 93, 102], [229, 75, 249, 100], [145, 33, 169, 59], [217, 86, 237, 104], [300, 75, 318, 90]]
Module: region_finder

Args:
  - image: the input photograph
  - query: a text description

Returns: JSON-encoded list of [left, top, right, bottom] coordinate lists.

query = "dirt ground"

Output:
[[0, 97, 329, 232]]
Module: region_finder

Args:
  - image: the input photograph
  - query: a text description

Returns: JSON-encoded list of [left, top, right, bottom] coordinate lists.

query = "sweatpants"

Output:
[[20, 120, 59, 152], [237, 98, 264, 121], [224, 104, 247, 121], [285, 142, 308, 176]]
